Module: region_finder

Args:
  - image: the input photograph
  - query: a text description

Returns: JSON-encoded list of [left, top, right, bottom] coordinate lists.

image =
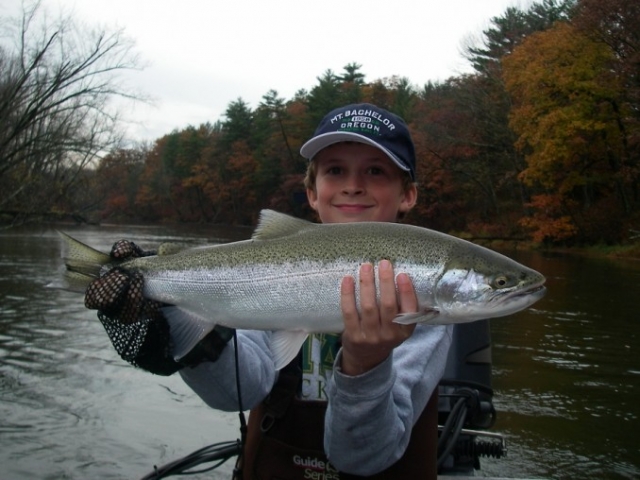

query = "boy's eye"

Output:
[[326, 166, 342, 175], [368, 166, 383, 175]]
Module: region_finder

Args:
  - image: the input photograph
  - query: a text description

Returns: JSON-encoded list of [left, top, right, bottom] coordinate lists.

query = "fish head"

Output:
[[433, 247, 546, 323]]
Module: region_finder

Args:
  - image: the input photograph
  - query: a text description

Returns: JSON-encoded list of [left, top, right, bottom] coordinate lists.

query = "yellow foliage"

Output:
[[503, 21, 623, 194]]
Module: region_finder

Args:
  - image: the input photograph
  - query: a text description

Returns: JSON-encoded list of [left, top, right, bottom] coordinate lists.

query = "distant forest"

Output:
[[1, 0, 639, 246]]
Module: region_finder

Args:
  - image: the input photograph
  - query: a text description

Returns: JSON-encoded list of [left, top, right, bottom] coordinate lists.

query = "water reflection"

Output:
[[482, 250, 640, 479], [0, 226, 241, 480], [1, 226, 639, 479]]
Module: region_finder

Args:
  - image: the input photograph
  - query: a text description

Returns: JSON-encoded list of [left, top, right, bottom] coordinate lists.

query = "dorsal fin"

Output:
[[252, 209, 314, 240]]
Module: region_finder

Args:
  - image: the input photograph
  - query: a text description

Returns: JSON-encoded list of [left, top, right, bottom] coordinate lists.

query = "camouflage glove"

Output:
[[84, 240, 234, 376]]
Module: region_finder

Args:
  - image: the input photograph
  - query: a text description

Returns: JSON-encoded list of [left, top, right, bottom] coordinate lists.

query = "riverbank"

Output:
[[471, 236, 640, 261], [5, 216, 640, 261], [536, 243, 640, 261]]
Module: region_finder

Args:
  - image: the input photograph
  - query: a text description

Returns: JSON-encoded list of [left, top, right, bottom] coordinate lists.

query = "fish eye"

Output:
[[492, 275, 513, 289]]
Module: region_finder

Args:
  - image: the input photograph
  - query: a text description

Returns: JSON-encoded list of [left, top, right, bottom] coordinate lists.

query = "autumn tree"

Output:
[[134, 136, 177, 221], [94, 146, 148, 221], [179, 124, 226, 223], [573, 0, 640, 219], [0, 1, 145, 224], [222, 140, 259, 224], [573, 0, 640, 115], [465, 0, 576, 77], [172, 125, 222, 222], [503, 21, 632, 243], [410, 82, 468, 232], [412, 77, 515, 235], [251, 91, 307, 212], [410, 0, 577, 238]]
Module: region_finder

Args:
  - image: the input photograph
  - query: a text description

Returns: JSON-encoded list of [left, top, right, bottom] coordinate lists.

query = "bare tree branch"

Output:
[[0, 0, 148, 222]]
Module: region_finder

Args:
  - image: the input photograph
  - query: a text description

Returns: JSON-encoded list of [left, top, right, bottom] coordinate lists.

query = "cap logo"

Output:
[[330, 108, 396, 136]]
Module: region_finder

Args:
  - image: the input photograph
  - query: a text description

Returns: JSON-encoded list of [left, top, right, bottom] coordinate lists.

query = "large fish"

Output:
[[59, 210, 546, 368]]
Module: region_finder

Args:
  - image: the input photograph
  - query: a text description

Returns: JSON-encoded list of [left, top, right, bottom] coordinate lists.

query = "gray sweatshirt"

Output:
[[179, 324, 452, 476]]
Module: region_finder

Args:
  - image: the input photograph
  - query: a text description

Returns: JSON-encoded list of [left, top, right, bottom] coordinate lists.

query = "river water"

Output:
[[0, 224, 638, 480]]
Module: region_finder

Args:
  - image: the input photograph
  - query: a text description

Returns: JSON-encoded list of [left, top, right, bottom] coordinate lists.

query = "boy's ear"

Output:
[[306, 188, 318, 211], [399, 184, 418, 213]]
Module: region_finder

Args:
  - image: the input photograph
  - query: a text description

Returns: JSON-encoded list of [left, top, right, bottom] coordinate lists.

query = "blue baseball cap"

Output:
[[300, 103, 416, 181]]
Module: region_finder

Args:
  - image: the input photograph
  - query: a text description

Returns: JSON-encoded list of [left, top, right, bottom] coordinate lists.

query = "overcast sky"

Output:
[[11, 0, 524, 142]]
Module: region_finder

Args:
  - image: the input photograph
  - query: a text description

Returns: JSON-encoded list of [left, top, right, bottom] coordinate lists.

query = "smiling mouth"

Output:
[[336, 204, 371, 210]]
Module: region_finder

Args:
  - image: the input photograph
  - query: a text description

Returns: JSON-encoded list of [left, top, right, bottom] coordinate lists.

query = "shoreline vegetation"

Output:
[[5, 212, 638, 262], [457, 235, 640, 261]]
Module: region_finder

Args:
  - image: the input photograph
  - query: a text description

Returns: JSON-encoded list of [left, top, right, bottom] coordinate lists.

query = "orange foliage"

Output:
[[94, 149, 145, 221], [519, 194, 578, 243]]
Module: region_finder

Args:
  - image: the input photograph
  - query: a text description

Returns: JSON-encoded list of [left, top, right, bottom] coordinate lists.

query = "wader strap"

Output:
[[260, 363, 302, 433], [237, 357, 303, 479]]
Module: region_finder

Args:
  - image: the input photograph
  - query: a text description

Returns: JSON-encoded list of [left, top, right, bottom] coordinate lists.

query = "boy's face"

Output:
[[306, 143, 417, 224]]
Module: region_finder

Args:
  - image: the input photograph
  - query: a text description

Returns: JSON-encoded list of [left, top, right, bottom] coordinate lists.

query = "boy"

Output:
[[87, 103, 452, 478], [179, 104, 452, 478]]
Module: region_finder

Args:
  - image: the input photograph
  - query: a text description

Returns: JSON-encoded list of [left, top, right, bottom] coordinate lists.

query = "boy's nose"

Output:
[[342, 174, 365, 195], [342, 184, 364, 195]]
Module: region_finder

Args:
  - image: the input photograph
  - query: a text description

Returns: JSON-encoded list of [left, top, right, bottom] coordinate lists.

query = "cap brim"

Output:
[[300, 132, 411, 175]]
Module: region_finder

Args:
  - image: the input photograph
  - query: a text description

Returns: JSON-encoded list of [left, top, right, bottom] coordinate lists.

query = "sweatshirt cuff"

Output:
[[331, 348, 395, 399]]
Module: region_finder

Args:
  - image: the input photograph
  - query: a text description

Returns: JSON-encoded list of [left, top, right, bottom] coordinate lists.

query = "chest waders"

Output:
[[234, 360, 438, 480]]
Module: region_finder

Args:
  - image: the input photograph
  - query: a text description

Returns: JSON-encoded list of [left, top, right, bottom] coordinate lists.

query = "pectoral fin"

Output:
[[162, 306, 215, 361], [270, 331, 309, 370], [393, 307, 441, 325]]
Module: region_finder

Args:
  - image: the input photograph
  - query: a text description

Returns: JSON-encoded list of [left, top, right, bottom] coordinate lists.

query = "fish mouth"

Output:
[[506, 283, 547, 301], [479, 282, 546, 320]]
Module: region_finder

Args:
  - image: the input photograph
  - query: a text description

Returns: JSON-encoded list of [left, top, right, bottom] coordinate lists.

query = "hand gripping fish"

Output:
[[59, 210, 546, 369]]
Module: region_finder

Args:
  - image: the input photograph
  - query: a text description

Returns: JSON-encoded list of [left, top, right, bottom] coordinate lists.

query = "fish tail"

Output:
[[57, 231, 112, 293]]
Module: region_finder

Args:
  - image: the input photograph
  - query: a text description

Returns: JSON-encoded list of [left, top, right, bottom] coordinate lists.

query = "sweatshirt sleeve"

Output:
[[179, 330, 278, 412], [324, 324, 453, 476]]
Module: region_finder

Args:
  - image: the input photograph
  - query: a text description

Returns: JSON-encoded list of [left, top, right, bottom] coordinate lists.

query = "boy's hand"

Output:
[[84, 239, 233, 375], [339, 260, 417, 376]]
